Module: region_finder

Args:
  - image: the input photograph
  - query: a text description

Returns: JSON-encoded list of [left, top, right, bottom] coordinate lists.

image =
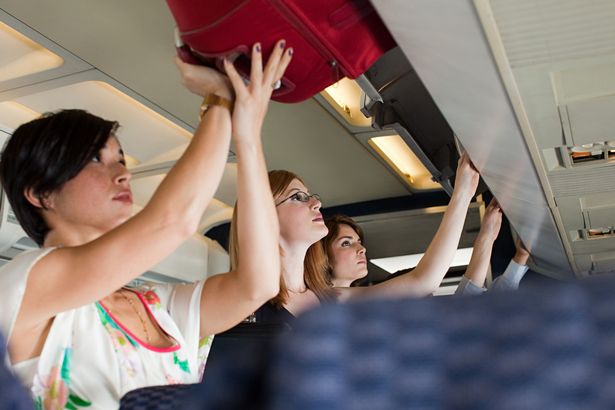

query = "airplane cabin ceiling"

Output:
[[0, 0, 409, 207]]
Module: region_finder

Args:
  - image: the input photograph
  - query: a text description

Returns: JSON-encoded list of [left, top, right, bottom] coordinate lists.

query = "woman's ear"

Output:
[[24, 188, 52, 209]]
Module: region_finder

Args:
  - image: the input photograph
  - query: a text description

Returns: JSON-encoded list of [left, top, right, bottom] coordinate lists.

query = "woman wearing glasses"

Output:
[[230, 153, 482, 324]]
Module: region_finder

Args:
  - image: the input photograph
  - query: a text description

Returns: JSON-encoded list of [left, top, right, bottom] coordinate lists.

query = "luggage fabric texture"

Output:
[[166, 0, 396, 103]]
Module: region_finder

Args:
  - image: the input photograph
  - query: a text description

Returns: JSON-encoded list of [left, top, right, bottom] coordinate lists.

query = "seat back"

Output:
[[123, 322, 288, 410], [267, 277, 615, 410], [119, 384, 194, 410], [0, 333, 34, 410], [178, 276, 615, 409]]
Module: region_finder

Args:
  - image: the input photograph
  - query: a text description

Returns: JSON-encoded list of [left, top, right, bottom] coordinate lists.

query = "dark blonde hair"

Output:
[[323, 215, 365, 281], [229, 170, 333, 307]]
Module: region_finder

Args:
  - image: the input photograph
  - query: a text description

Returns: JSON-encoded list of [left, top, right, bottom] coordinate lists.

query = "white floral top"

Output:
[[0, 248, 214, 410]]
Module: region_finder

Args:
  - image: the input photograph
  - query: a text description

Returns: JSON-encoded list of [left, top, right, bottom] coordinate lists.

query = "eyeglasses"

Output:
[[275, 191, 321, 207]]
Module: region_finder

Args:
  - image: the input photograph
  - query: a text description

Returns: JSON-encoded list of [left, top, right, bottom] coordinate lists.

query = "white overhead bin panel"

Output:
[[372, 0, 615, 278], [560, 95, 615, 147], [0, 70, 194, 166], [0, 10, 91, 92], [371, 0, 576, 278], [0, 101, 39, 129]]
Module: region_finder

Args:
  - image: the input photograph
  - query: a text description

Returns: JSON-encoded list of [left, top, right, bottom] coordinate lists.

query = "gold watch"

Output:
[[199, 93, 233, 119]]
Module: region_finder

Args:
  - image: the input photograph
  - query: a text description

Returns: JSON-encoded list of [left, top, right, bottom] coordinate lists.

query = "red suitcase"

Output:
[[167, 0, 396, 103]]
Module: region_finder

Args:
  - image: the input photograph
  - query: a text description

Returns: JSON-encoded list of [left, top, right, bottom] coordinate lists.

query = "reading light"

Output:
[[368, 134, 442, 190], [0, 21, 64, 82], [321, 78, 372, 127]]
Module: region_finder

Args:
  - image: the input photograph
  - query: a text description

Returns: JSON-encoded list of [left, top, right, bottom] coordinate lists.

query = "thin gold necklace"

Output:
[[118, 289, 151, 344]]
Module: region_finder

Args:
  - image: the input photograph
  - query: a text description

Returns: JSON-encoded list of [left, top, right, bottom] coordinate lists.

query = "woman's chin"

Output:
[[315, 224, 329, 238], [110, 212, 132, 230]]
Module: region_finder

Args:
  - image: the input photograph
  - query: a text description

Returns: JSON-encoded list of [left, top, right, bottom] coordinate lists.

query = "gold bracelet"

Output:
[[199, 93, 233, 119]]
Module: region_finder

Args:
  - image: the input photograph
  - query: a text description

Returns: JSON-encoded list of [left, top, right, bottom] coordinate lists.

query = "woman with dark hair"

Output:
[[0, 41, 291, 408], [230, 154, 484, 325]]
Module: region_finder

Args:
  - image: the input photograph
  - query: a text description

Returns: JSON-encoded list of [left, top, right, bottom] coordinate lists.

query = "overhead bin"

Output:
[[360, 47, 459, 195], [371, 0, 583, 279]]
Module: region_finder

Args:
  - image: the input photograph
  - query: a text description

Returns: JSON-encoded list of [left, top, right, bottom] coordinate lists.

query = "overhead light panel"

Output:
[[0, 101, 141, 169], [370, 247, 474, 273], [124, 154, 140, 168], [369, 134, 442, 190], [12, 80, 191, 164], [0, 21, 63, 82], [321, 78, 372, 127], [0, 102, 40, 130]]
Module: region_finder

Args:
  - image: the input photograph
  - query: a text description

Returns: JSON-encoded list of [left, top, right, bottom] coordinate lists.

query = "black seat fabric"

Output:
[[0, 333, 34, 410], [182, 321, 289, 410], [119, 384, 194, 410]]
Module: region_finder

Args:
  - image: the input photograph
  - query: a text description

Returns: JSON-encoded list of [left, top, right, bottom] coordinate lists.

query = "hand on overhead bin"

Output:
[[513, 237, 530, 266], [453, 152, 480, 201], [223, 39, 293, 144], [175, 57, 234, 101], [477, 199, 502, 243]]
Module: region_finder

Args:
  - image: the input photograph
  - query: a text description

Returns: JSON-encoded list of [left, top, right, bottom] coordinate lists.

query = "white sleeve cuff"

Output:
[[502, 260, 528, 282], [455, 276, 487, 296], [490, 260, 529, 291]]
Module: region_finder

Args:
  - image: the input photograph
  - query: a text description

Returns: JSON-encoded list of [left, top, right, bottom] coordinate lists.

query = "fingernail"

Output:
[[288, 48, 293, 56], [255, 43, 261, 52], [279, 41, 286, 49]]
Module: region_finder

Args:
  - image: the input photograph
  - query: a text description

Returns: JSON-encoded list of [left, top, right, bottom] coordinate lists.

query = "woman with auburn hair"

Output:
[[0, 40, 291, 408], [322, 214, 367, 288], [230, 170, 333, 323], [322, 200, 529, 296], [230, 153, 484, 324]]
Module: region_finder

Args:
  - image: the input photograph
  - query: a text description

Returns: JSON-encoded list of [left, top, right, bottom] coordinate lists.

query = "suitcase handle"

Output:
[[174, 28, 201, 65], [174, 28, 296, 98]]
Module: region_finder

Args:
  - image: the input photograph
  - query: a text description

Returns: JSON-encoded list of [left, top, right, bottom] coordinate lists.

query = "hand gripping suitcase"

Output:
[[166, 0, 396, 103]]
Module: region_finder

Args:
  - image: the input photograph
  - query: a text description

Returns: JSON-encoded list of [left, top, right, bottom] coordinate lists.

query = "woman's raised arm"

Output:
[[339, 153, 480, 301], [19, 64, 234, 326], [197, 41, 292, 336], [456, 199, 502, 293]]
